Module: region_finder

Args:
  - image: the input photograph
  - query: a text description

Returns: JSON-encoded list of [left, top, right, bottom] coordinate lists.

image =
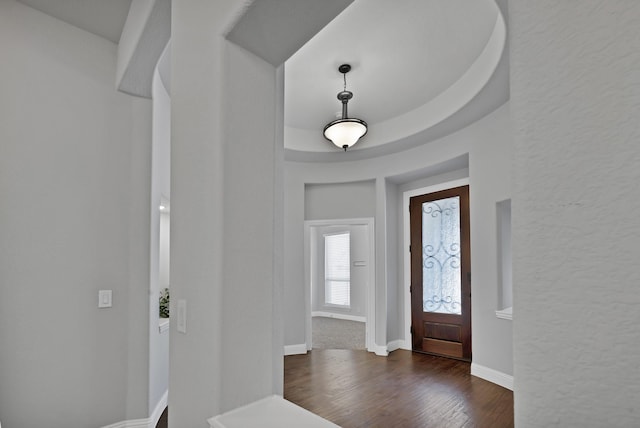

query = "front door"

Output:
[[410, 186, 471, 361]]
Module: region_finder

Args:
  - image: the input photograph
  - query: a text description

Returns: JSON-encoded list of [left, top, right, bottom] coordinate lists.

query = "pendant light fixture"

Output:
[[323, 64, 368, 151]]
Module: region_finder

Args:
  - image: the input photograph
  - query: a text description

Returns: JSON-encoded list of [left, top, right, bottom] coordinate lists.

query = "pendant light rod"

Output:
[[338, 90, 353, 119], [338, 63, 353, 120]]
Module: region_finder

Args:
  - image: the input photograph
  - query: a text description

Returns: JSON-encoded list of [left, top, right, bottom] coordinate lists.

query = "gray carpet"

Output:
[[312, 316, 366, 350]]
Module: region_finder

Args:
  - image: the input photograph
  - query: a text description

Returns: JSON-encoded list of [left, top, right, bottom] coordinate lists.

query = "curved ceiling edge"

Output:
[[284, 6, 506, 154], [285, 71, 510, 163]]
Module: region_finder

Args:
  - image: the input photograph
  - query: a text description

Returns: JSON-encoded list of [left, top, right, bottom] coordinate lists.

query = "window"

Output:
[[324, 232, 350, 307]]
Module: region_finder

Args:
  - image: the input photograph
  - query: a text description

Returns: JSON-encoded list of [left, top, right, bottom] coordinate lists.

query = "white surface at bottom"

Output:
[[208, 395, 340, 428]]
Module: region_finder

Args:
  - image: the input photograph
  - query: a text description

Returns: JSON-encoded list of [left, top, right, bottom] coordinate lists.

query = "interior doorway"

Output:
[[305, 218, 375, 352], [148, 48, 171, 425], [409, 185, 471, 360]]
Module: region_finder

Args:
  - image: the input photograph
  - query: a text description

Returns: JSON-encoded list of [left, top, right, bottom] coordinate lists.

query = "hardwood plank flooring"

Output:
[[284, 349, 513, 428]]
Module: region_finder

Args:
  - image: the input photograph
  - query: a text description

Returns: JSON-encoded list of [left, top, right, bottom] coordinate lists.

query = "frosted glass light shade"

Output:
[[323, 118, 368, 150]]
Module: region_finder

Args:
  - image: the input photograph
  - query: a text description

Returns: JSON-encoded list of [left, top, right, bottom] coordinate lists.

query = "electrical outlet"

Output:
[[98, 290, 112, 308]]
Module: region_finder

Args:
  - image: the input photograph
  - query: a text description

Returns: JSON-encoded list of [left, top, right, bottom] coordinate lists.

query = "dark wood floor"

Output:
[[284, 349, 513, 428]]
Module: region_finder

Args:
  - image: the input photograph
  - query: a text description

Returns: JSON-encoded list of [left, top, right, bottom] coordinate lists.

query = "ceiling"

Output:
[[284, 0, 506, 157], [16, 0, 508, 160], [286, 0, 497, 129], [17, 0, 132, 44]]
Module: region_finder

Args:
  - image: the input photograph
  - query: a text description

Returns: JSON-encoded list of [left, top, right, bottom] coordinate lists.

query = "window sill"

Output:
[[495, 307, 512, 321], [323, 303, 351, 310], [159, 318, 170, 333]]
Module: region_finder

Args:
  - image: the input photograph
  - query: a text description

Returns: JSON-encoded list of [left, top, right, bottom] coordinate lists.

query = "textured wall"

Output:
[[510, 1, 640, 426]]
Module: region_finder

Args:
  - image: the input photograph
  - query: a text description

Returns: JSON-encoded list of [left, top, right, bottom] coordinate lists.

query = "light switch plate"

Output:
[[177, 299, 187, 333], [98, 290, 112, 308]]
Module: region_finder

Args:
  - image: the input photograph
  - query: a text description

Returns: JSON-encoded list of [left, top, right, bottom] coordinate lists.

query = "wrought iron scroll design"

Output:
[[422, 197, 462, 315]]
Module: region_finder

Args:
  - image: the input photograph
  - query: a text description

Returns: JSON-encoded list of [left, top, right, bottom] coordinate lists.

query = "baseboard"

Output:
[[400, 339, 412, 351], [312, 311, 366, 323], [369, 343, 389, 356], [470, 363, 514, 391], [101, 418, 150, 428], [150, 390, 168, 428], [386, 340, 403, 353], [101, 389, 168, 428], [284, 343, 308, 356]]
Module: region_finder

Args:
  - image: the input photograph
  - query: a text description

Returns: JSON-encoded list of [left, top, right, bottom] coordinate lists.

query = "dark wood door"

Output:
[[410, 186, 471, 361]]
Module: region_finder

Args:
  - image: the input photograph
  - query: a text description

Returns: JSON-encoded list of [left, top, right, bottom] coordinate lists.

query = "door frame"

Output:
[[402, 178, 469, 351], [304, 218, 376, 353]]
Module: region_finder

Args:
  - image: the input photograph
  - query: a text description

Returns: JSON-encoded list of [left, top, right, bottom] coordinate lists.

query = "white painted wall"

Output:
[[284, 175, 306, 347], [284, 103, 513, 373], [468, 106, 513, 377], [170, 1, 286, 424], [220, 40, 282, 412], [385, 180, 400, 343], [0, 1, 151, 426], [169, 3, 232, 425], [510, 2, 640, 426], [305, 181, 376, 221], [374, 177, 389, 348], [170, 2, 355, 422]]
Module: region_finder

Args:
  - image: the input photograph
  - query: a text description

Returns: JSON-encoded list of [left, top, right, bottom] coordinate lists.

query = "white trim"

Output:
[[150, 389, 168, 428], [101, 419, 151, 428], [471, 363, 514, 391], [159, 318, 170, 333], [386, 340, 404, 353], [312, 311, 366, 323], [495, 306, 513, 320], [208, 395, 340, 428], [402, 178, 470, 350], [284, 343, 308, 356], [305, 218, 376, 354], [100, 390, 167, 428], [370, 343, 389, 356], [399, 335, 412, 351]]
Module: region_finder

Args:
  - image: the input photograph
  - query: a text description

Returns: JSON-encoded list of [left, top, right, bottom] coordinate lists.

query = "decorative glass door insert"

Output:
[[421, 196, 461, 315]]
